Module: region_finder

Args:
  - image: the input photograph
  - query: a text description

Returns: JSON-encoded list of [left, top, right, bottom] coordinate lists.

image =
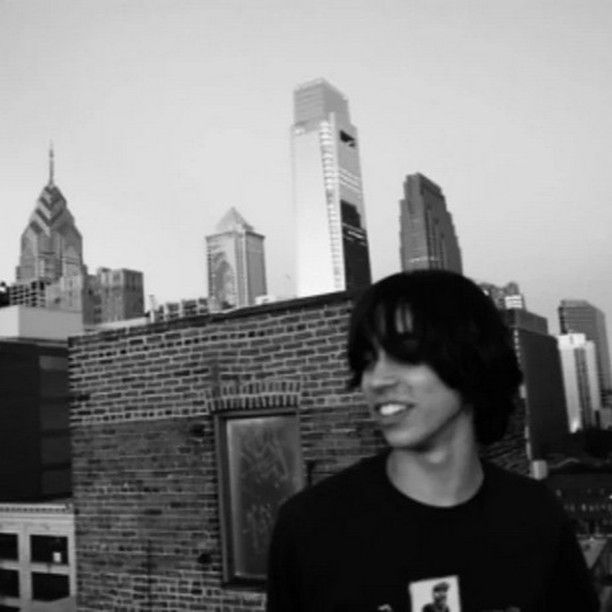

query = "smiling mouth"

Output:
[[377, 403, 412, 417]]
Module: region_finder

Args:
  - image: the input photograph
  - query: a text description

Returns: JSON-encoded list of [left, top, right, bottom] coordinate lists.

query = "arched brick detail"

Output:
[[211, 379, 301, 413]]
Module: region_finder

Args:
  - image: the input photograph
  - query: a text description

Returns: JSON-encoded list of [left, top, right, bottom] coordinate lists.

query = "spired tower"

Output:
[[10, 147, 144, 324], [16, 145, 85, 284], [11, 146, 95, 321], [291, 79, 372, 297]]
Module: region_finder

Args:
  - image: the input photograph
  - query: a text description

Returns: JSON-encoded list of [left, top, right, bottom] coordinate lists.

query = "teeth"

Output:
[[378, 403, 407, 417]]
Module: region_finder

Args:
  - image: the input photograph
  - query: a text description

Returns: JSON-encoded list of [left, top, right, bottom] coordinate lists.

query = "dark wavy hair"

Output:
[[347, 270, 523, 445]]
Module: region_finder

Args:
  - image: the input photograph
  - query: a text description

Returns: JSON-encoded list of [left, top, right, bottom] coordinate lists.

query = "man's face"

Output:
[[360, 347, 467, 451], [433, 589, 447, 604]]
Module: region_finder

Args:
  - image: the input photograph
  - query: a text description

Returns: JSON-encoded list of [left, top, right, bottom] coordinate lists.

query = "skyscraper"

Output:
[[12, 146, 94, 320], [206, 207, 267, 310], [480, 280, 569, 458], [399, 173, 462, 274], [558, 299, 612, 401], [11, 148, 144, 324], [291, 79, 371, 297], [558, 333, 602, 431], [500, 308, 569, 458], [479, 281, 526, 311], [16, 146, 85, 285]]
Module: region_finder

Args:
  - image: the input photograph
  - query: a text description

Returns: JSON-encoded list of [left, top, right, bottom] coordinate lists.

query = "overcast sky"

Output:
[[1, 0, 611, 345]]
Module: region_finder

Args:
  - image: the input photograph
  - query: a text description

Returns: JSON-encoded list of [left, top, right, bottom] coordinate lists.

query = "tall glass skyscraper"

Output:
[[399, 173, 462, 274], [291, 79, 371, 297], [558, 299, 612, 399], [558, 333, 601, 431]]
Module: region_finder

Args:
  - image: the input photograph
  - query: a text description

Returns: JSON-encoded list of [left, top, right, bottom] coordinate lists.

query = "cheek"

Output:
[[423, 388, 464, 417], [359, 374, 375, 398]]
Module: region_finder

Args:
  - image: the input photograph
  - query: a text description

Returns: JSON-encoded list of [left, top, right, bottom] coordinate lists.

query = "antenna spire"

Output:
[[48, 141, 55, 186]]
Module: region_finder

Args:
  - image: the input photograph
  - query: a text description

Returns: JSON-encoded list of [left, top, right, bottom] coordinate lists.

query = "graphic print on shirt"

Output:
[[408, 575, 460, 612]]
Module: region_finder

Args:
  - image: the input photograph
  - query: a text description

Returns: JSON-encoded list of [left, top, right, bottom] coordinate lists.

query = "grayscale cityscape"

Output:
[[1, 2, 611, 611]]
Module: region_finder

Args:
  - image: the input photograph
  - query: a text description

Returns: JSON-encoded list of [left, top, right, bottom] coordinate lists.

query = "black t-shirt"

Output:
[[266, 452, 598, 612]]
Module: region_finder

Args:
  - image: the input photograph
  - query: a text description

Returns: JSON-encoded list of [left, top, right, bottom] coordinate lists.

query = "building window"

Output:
[[30, 535, 68, 565], [31, 572, 69, 601], [41, 468, 72, 497], [339, 130, 356, 147], [39, 402, 70, 431], [39, 367, 68, 399], [0, 534, 18, 560], [0, 605, 21, 611], [41, 435, 71, 465], [0, 569, 19, 597], [215, 410, 304, 586]]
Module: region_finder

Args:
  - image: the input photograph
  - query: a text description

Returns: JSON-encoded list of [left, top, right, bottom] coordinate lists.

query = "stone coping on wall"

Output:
[[0, 500, 73, 514], [69, 289, 355, 347]]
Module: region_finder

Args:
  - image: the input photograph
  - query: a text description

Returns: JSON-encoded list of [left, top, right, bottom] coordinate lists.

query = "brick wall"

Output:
[[69, 291, 528, 611]]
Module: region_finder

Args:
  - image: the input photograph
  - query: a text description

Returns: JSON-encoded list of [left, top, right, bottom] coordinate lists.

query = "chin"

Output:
[[383, 429, 429, 450]]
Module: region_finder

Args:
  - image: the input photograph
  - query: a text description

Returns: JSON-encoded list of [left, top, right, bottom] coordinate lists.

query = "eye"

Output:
[[393, 333, 421, 362]]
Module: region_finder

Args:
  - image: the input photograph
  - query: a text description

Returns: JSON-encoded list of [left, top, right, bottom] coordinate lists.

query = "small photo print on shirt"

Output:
[[408, 575, 461, 612]]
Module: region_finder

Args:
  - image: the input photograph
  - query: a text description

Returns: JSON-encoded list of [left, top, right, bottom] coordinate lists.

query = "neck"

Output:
[[386, 417, 483, 507]]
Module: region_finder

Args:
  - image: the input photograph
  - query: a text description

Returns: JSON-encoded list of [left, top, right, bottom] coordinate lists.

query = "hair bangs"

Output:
[[347, 270, 524, 445], [348, 294, 427, 387]]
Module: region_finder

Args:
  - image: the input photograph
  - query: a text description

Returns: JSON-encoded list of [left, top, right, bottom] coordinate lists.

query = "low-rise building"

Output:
[[0, 501, 75, 611]]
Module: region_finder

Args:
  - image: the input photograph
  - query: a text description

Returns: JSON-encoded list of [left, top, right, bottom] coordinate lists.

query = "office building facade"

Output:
[[206, 208, 267, 310], [291, 79, 372, 297], [399, 173, 462, 274], [480, 281, 526, 311], [500, 308, 569, 459], [558, 333, 602, 431], [89, 267, 144, 323], [481, 283, 569, 459], [149, 297, 209, 323], [0, 501, 76, 610], [0, 340, 71, 502], [559, 300, 612, 401]]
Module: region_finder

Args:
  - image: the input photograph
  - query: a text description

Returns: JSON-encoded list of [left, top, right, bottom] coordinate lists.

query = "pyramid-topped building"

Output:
[[215, 206, 254, 233], [7, 148, 144, 324], [16, 147, 85, 283], [206, 207, 267, 310]]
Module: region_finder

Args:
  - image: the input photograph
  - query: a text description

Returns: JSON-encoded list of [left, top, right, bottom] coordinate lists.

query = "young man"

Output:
[[266, 270, 598, 612], [422, 581, 450, 612]]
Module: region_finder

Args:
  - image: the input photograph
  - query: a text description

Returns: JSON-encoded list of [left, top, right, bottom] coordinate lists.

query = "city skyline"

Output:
[[1, 1, 611, 343]]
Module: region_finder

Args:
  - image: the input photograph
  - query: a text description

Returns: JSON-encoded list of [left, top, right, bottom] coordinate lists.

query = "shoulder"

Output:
[[279, 452, 386, 522], [483, 461, 566, 521]]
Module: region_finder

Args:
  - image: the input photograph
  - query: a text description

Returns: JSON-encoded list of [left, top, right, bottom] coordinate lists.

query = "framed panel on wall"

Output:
[[215, 409, 304, 586]]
